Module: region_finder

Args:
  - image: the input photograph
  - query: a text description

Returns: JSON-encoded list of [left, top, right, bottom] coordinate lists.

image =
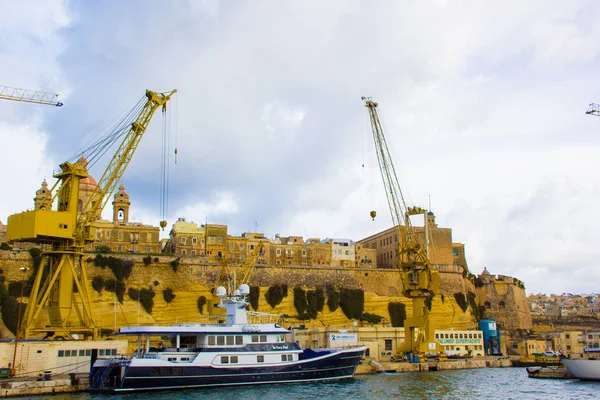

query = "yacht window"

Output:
[[217, 336, 225, 346], [257, 355, 264, 363], [227, 336, 234, 345], [221, 356, 229, 364], [208, 336, 215, 345], [260, 335, 267, 343], [231, 356, 238, 364], [236, 336, 243, 345], [252, 335, 259, 343]]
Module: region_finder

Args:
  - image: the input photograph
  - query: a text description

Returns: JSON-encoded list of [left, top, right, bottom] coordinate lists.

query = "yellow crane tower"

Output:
[[7, 89, 176, 339], [361, 96, 444, 362], [0, 85, 63, 106]]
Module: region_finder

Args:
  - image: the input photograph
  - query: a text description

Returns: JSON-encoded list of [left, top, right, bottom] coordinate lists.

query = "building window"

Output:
[[250, 244, 255, 250], [452, 248, 459, 257], [181, 237, 186, 245], [218, 237, 223, 244], [484, 301, 491, 309], [192, 237, 197, 244], [118, 232, 123, 239], [384, 340, 392, 351], [302, 250, 307, 257], [276, 260, 281, 265], [276, 249, 281, 256], [209, 236, 215, 243], [192, 250, 196, 256], [345, 250, 349, 256], [146, 246, 151, 253], [239, 243, 244, 250], [182, 250, 187, 255], [499, 301, 506, 309], [117, 245, 122, 252]]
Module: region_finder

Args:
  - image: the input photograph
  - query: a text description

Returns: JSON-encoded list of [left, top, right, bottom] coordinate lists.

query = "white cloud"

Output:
[[3, 0, 600, 296]]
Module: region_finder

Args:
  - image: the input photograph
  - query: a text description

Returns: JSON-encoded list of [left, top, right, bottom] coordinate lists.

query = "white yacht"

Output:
[[89, 284, 366, 392]]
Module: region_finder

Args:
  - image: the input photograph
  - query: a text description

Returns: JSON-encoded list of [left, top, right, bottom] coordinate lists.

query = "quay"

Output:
[[0, 374, 88, 397], [354, 356, 513, 374]]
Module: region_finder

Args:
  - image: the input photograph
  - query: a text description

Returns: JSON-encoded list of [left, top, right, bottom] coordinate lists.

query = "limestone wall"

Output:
[[0, 250, 531, 336]]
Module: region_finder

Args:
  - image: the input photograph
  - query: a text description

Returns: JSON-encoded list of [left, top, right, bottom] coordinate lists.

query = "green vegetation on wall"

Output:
[[104, 279, 126, 303], [94, 255, 133, 281], [128, 287, 156, 314], [92, 276, 105, 294], [339, 288, 364, 320], [306, 288, 325, 319], [467, 291, 485, 321], [163, 288, 176, 304], [326, 285, 340, 312], [197, 295, 207, 314], [388, 302, 407, 327], [293, 287, 308, 316], [360, 313, 383, 324], [454, 292, 468, 313], [249, 286, 260, 311], [143, 256, 152, 266], [170, 258, 180, 272], [265, 284, 288, 308]]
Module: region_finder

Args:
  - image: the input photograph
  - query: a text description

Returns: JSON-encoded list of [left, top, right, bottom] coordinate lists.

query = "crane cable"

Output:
[[159, 104, 170, 230]]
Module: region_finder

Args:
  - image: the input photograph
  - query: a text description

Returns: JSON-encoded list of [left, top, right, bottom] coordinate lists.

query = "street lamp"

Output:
[[11, 267, 29, 377]]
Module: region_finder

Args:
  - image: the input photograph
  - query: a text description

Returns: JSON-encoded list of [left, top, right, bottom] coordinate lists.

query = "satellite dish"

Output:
[[234, 289, 241, 297], [216, 286, 227, 297], [239, 284, 250, 295]]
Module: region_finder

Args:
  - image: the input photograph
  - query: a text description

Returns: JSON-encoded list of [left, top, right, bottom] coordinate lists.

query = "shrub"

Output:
[[171, 258, 180, 272], [340, 288, 364, 320], [153, 257, 159, 263], [360, 313, 383, 324], [0, 242, 11, 251], [92, 276, 105, 294], [441, 294, 445, 303], [143, 256, 152, 266], [163, 288, 176, 304], [326, 286, 340, 312], [466, 291, 484, 321], [454, 292, 468, 313], [474, 277, 485, 288], [388, 302, 407, 327], [249, 286, 260, 311], [197, 296, 207, 314], [293, 287, 307, 315], [265, 284, 288, 308], [153, 280, 159, 286]]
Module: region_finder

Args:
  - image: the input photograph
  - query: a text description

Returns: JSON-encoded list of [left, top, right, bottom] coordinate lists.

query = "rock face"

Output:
[[0, 251, 532, 336]]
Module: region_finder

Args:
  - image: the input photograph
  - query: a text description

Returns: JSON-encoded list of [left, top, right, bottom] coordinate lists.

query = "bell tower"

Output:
[[112, 184, 130, 224], [34, 179, 52, 210]]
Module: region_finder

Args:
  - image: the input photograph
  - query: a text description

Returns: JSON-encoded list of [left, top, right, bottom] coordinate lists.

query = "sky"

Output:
[[1, 0, 600, 296]]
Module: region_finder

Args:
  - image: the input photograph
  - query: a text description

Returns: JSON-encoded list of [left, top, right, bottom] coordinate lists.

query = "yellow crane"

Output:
[[0, 85, 63, 106], [209, 241, 267, 315], [7, 89, 176, 339], [362, 96, 443, 361]]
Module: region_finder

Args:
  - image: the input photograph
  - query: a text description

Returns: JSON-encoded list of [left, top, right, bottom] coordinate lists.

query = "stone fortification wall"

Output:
[[476, 274, 532, 331], [0, 251, 531, 335]]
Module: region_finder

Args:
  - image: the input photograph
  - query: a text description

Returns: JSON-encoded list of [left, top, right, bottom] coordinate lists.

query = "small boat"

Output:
[[526, 365, 573, 379], [561, 349, 600, 381], [88, 283, 367, 392]]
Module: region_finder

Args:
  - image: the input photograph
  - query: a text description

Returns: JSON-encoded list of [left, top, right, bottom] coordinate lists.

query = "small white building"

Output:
[[0, 339, 128, 377], [435, 329, 484, 356]]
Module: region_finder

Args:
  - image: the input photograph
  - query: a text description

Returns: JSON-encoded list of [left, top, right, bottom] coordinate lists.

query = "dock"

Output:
[[355, 357, 513, 374]]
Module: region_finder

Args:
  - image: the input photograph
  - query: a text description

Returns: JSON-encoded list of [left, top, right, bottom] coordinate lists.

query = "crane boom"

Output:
[[362, 96, 442, 361], [0, 85, 63, 106], [78, 90, 177, 242], [586, 103, 600, 117]]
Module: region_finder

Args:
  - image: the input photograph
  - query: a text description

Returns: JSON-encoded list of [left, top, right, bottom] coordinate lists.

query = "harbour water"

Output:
[[10, 368, 600, 399]]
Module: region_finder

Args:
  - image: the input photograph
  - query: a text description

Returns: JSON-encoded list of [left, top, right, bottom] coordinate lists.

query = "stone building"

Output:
[[357, 211, 453, 268], [86, 184, 161, 253], [322, 238, 355, 267]]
